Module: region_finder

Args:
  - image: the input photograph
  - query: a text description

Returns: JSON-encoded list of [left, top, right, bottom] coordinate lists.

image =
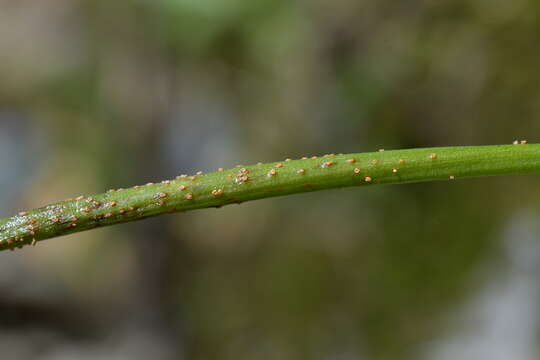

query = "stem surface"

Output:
[[1, 144, 539, 251]]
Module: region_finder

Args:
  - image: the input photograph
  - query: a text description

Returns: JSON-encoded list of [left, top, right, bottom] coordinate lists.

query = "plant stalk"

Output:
[[1, 144, 539, 251]]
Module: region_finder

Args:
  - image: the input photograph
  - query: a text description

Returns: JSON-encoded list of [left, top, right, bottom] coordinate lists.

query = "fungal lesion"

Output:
[[211, 189, 224, 196], [0, 227, 35, 250], [320, 161, 334, 168], [234, 167, 251, 184], [267, 169, 277, 177], [154, 192, 168, 199], [235, 174, 249, 184]]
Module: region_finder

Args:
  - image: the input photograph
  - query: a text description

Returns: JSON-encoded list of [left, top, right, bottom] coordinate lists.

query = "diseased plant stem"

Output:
[[1, 144, 539, 251]]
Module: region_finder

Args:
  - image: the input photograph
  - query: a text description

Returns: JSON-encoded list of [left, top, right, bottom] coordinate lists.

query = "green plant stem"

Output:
[[1, 144, 539, 251]]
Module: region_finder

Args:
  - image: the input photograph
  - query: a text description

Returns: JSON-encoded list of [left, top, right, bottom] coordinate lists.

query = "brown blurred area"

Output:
[[1, 1, 540, 359]]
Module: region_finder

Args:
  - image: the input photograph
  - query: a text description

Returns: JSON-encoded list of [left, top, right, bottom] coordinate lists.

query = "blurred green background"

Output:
[[1, 1, 540, 359]]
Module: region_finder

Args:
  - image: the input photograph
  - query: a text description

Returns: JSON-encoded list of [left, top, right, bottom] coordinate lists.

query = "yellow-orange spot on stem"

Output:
[[212, 189, 224, 196], [321, 161, 334, 168]]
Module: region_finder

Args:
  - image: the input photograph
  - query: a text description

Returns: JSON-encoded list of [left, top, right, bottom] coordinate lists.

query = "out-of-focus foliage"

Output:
[[1, 0, 540, 359]]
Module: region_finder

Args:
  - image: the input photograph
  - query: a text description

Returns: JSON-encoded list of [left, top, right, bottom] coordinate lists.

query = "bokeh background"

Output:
[[1, 1, 540, 359]]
